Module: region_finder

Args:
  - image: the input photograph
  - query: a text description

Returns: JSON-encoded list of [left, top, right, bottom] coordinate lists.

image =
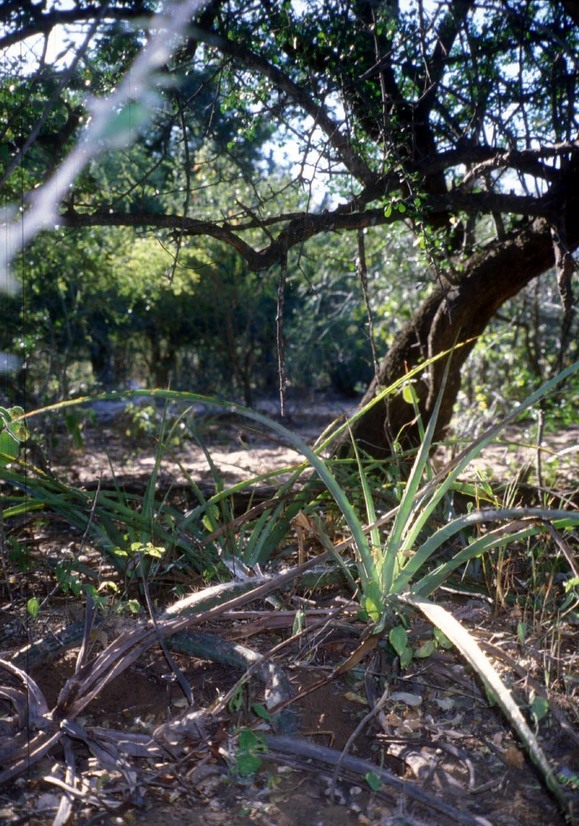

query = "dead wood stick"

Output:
[[264, 734, 493, 826]]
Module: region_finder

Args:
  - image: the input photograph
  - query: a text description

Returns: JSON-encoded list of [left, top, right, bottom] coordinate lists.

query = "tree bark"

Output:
[[341, 208, 579, 458]]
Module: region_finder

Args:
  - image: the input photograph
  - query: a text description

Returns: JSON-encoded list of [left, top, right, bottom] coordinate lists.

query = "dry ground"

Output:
[[1, 401, 577, 825]]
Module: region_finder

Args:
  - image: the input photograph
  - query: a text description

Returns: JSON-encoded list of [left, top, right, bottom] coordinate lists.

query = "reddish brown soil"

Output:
[[1, 405, 577, 825]]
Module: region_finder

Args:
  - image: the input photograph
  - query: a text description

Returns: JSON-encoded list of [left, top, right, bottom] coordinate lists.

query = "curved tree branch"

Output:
[[0, 4, 150, 51], [187, 23, 382, 188], [422, 143, 577, 182], [61, 185, 562, 272]]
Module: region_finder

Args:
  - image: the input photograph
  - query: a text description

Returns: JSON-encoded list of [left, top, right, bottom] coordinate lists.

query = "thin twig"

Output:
[[330, 679, 390, 794], [357, 227, 381, 381], [211, 599, 356, 716], [141, 571, 193, 706], [276, 250, 288, 417]]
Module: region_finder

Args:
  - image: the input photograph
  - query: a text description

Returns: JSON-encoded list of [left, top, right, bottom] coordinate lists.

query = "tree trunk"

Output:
[[342, 212, 578, 459]]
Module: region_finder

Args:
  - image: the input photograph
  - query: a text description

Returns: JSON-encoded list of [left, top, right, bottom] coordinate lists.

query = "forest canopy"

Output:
[[1, 0, 577, 451]]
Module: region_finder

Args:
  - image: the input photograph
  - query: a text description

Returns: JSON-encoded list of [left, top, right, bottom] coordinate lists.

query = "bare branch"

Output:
[[187, 24, 383, 188], [0, 4, 149, 51], [60, 186, 556, 271], [424, 143, 578, 183], [550, 219, 576, 323], [1, 0, 210, 284]]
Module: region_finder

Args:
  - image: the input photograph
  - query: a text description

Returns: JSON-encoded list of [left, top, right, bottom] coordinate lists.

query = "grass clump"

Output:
[[0, 358, 577, 820]]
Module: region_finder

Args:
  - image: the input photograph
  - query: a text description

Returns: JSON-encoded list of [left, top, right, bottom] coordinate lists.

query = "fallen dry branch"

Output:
[[0, 556, 335, 787], [263, 734, 493, 826]]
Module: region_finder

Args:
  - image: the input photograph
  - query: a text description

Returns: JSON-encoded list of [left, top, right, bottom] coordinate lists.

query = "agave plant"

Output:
[[2, 357, 577, 811], [320, 359, 579, 810]]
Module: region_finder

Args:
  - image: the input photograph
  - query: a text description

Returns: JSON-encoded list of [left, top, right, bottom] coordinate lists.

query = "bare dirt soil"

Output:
[[1, 401, 577, 825], [54, 397, 579, 492]]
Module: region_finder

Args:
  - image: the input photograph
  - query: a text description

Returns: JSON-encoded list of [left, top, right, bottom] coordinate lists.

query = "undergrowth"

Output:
[[0, 357, 577, 819]]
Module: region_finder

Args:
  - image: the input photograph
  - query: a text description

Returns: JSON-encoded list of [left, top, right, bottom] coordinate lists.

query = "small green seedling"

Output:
[[235, 728, 268, 777]]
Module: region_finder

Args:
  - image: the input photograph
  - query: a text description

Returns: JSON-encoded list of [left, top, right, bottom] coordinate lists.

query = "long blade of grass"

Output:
[[401, 593, 569, 811], [394, 508, 579, 595], [239, 498, 299, 568], [312, 342, 475, 454], [178, 461, 307, 532], [14, 360, 577, 592], [233, 405, 373, 586], [392, 360, 579, 558], [0, 462, 207, 574], [414, 525, 539, 596], [380, 356, 453, 592], [34, 390, 373, 583], [412, 362, 578, 524], [349, 433, 380, 586]]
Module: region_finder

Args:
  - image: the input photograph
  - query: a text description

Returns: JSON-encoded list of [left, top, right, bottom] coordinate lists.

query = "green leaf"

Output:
[[238, 728, 260, 751], [97, 580, 118, 593], [389, 625, 408, 656], [292, 609, 306, 636], [252, 703, 272, 722], [530, 695, 549, 724], [0, 430, 20, 464], [7, 421, 28, 443], [228, 685, 244, 713], [363, 582, 383, 621], [236, 727, 267, 775], [402, 382, 418, 405], [433, 628, 453, 649], [414, 639, 436, 658], [236, 753, 262, 776], [27, 597, 40, 619], [399, 646, 413, 668], [558, 771, 579, 790], [143, 543, 165, 558], [202, 503, 220, 532], [365, 771, 382, 792], [129, 541, 165, 558]]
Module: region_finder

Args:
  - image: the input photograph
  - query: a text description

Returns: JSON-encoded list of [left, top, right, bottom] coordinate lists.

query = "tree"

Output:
[[1, 0, 577, 454]]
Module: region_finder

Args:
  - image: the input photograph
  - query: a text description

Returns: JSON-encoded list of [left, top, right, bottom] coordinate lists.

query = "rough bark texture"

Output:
[[343, 205, 579, 458]]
